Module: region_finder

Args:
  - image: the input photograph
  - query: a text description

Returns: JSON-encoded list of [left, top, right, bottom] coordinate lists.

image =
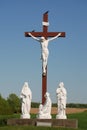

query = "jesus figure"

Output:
[[28, 32, 61, 75]]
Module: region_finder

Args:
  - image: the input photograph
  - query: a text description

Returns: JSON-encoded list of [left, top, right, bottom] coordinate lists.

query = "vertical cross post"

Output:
[[42, 12, 48, 104]]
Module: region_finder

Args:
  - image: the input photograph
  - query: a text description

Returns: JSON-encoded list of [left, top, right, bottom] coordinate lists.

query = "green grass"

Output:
[[0, 114, 20, 119], [0, 111, 87, 130], [68, 111, 87, 129], [0, 125, 84, 130], [0, 126, 72, 130]]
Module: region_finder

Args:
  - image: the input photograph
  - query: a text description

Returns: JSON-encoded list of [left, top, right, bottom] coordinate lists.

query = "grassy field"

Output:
[[0, 111, 87, 130]]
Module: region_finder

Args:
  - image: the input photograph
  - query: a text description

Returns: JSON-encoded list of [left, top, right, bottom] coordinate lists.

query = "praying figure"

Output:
[[20, 82, 32, 119], [28, 32, 61, 75], [56, 82, 67, 119], [36, 92, 52, 119]]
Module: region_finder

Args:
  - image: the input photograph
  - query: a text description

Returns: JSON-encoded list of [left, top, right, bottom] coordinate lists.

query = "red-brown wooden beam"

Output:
[[25, 32, 65, 37], [43, 12, 48, 35], [42, 67, 47, 104]]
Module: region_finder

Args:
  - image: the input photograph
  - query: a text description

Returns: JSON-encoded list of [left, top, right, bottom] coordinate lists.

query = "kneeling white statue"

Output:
[[56, 82, 67, 119], [37, 92, 52, 119], [20, 82, 32, 119]]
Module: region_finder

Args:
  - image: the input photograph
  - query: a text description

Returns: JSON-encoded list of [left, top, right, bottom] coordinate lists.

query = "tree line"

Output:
[[0, 93, 87, 115]]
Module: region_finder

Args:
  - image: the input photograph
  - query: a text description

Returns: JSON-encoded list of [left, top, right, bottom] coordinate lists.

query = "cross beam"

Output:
[[25, 12, 65, 104], [25, 32, 65, 37]]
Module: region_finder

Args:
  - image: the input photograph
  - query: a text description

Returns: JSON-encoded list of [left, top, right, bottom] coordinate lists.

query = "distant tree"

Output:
[[7, 93, 21, 113], [31, 102, 39, 108], [0, 94, 12, 115], [67, 103, 87, 108]]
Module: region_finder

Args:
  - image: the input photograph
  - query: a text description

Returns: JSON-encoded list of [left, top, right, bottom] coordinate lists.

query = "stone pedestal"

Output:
[[56, 114, 67, 119], [20, 114, 30, 119], [37, 114, 52, 119], [7, 118, 78, 129]]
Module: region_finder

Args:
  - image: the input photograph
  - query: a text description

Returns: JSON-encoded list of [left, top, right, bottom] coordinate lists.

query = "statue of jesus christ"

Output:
[[28, 32, 61, 75]]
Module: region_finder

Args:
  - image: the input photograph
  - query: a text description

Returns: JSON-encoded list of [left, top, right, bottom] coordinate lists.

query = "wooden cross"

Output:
[[25, 12, 65, 104]]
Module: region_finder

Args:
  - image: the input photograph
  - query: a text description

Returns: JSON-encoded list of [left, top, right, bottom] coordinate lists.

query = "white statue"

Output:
[[56, 82, 67, 119], [37, 92, 52, 119], [20, 82, 32, 119], [28, 32, 61, 75]]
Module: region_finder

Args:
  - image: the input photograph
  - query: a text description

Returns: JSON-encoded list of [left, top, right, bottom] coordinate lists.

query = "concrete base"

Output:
[[36, 121, 52, 127], [7, 118, 78, 129], [36, 114, 52, 119], [20, 114, 30, 119], [56, 114, 67, 119]]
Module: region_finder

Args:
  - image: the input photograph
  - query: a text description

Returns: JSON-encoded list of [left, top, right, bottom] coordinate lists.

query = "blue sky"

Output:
[[0, 0, 87, 103]]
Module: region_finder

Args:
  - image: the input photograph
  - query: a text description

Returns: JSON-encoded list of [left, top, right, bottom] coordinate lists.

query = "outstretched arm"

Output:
[[48, 33, 61, 42], [28, 33, 40, 41]]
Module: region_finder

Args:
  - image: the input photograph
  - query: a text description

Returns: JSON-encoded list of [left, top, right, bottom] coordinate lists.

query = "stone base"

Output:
[[20, 114, 30, 119], [7, 118, 78, 129], [56, 114, 67, 119], [36, 114, 52, 119], [36, 121, 52, 127]]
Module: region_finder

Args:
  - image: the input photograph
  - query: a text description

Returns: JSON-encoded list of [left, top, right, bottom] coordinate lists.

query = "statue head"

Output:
[[59, 82, 64, 88], [24, 82, 28, 87], [40, 36, 45, 42], [21, 82, 31, 96], [44, 92, 50, 98]]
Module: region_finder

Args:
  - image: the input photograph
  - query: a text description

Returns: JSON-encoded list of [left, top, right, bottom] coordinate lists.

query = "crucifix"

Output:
[[25, 12, 65, 104]]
